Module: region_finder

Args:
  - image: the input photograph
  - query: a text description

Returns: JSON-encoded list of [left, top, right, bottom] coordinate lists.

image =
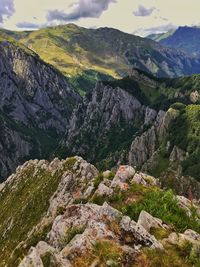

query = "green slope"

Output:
[[3, 24, 200, 93]]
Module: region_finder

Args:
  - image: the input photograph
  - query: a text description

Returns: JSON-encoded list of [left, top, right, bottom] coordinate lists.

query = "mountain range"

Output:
[[2, 24, 200, 94], [0, 23, 200, 267], [148, 26, 200, 56]]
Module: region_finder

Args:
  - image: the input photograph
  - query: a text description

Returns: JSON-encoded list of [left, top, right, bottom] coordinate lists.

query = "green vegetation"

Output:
[[135, 241, 200, 267], [0, 157, 77, 267], [0, 110, 60, 163], [151, 146, 170, 177], [124, 190, 200, 233], [93, 240, 123, 266], [41, 252, 57, 267], [3, 23, 199, 96], [91, 183, 200, 233], [60, 226, 86, 249], [169, 105, 200, 180]]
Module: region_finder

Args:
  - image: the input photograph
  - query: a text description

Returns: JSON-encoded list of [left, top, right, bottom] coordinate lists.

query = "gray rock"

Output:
[[137, 211, 169, 232]]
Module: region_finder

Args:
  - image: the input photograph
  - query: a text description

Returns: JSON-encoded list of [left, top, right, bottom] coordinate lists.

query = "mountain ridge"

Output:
[[2, 24, 200, 94], [148, 26, 200, 56]]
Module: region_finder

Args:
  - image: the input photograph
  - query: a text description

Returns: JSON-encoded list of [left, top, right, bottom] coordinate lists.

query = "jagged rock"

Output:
[[111, 165, 135, 188], [1, 156, 197, 267], [103, 170, 112, 179], [128, 108, 179, 169], [190, 90, 200, 103], [166, 229, 200, 246], [137, 211, 169, 232], [131, 172, 157, 186], [120, 216, 163, 249], [96, 183, 114, 197], [176, 195, 193, 216], [62, 83, 148, 164], [131, 173, 147, 185], [144, 107, 157, 125], [18, 247, 44, 267], [47, 157, 98, 217], [28, 202, 162, 264], [169, 146, 186, 163]]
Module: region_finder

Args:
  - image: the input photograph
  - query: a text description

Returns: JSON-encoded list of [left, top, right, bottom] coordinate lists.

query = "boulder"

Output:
[[18, 247, 43, 267], [120, 216, 163, 250], [111, 165, 135, 188], [166, 229, 200, 246], [137, 211, 169, 232], [96, 183, 113, 197], [103, 170, 112, 179]]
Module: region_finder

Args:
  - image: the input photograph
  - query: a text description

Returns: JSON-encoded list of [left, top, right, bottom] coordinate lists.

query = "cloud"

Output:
[[47, 0, 116, 22], [16, 21, 40, 29], [133, 23, 177, 37], [133, 5, 156, 17], [0, 0, 15, 23], [144, 23, 176, 34]]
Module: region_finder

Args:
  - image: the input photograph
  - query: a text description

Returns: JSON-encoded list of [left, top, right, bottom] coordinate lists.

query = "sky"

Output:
[[1, 0, 200, 36]]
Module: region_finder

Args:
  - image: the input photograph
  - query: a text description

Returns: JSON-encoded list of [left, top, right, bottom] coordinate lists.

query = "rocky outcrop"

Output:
[[128, 108, 179, 169], [0, 40, 80, 180], [0, 156, 199, 266], [62, 81, 165, 168], [137, 211, 169, 232], [63, 83, 145, 161]]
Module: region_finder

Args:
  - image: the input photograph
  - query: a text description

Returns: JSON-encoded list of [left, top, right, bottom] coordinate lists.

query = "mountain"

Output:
[[147, 29, 176, 42], [60, 69, 200, 195], [3, 24, 200, 93], [0, 156, 200, 266], [148, 26, 200, 56], [0, 34, 80, 181]]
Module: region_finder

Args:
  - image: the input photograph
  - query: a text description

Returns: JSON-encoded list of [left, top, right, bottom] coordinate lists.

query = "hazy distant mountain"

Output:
[[148, 26, 200, 56]]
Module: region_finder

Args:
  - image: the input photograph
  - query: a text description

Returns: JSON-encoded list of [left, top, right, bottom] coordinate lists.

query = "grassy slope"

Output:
[[4, 23, 199, 94], [0, 157, 77, 267]]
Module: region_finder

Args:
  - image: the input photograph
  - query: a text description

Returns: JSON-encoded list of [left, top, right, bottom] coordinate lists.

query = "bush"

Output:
[[124, 190, 200, 233], [93, 240, 122, 266]]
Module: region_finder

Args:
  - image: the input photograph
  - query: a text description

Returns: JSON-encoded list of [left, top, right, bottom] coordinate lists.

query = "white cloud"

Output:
[[0, 0, 15, 23], [47, 0, 117, 22], [133, 5, 156, 17], [1, 0, 200, 36]]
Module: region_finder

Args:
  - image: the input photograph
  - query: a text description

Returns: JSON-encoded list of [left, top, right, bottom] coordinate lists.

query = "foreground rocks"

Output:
[[0, 156, 199, 266], [15, 159, 200, 267]]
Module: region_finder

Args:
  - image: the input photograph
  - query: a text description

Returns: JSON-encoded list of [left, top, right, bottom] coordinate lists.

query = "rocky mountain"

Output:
[[0, 156, 200, 267], [148, 26, 200, 56], [0, 35, 80, 181], [60, 69, 200, 197], [3, 24, 200, 93]]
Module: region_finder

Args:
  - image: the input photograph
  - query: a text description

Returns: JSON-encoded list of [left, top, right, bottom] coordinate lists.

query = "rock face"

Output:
[[62, 81, 165, 168], [62, 78, 181, 173], [63, 83, 145, 162], [0, 40, 80, 180], [128, 108, 179, 169]]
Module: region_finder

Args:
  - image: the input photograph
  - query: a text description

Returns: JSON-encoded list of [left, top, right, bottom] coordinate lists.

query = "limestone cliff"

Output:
[[0, 40, 80, 180]]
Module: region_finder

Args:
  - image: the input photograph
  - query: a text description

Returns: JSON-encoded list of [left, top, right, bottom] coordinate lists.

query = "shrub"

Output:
[[93, 240, 122, 266], [124, 190, 200, 233], [60, 226, 86, 248]]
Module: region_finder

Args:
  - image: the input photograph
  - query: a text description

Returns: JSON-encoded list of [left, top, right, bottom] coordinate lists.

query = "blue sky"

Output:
[[1, 0, 200, 36]]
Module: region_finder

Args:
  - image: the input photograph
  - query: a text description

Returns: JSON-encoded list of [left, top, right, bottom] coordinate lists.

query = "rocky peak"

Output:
[[0, 156, 198, 266]]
